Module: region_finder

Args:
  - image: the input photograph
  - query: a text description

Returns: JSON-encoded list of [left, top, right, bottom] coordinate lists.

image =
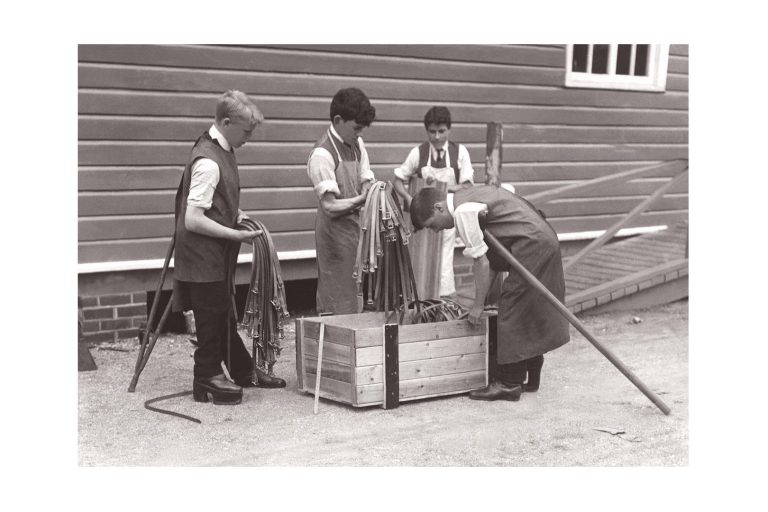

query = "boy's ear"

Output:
[[434, 201, 445, 213], [331, 114, 343, 125]]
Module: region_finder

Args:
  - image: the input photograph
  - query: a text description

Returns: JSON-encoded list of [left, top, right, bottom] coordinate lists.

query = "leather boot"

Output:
[[468, 381, 522, 401], [234, 368, 286, 388], [193, 374, 242, 405], [524, 355, 544, 392]]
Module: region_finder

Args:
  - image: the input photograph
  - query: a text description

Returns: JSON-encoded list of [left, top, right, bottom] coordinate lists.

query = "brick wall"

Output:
[[452, 251, 475, 288], [79, 292, 147, 342]]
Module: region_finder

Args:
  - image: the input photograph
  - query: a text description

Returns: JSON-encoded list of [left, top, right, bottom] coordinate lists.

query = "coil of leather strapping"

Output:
[[353, 181, 466, 324], [236, 218, 289, 375]]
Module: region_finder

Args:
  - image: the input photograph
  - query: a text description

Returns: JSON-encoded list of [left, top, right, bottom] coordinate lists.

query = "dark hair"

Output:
[[410, 188, 448, 230], [423, 106, 452, 129], [330, 88, 376, 126]]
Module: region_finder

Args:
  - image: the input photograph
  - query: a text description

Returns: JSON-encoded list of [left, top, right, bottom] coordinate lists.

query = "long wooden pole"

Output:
[[483, 231, 671, 415], [484, 122, 503, 187], [313, 322, 325, 415]]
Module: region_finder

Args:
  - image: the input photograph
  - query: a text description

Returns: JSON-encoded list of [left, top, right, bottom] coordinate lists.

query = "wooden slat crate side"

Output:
[[356, 370, 487, 406], [356, 352, 487, 385], [302, 373, 354, 406], [300, 320, 357, 347], [354, 319, 485, 348], [300, 337, 354, 365], [302, 357, 354, 384], [355, 335, 486, 366]]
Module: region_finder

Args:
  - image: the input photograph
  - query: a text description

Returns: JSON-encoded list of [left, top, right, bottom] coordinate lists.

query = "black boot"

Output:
[[234, 367, 286, 388], [193, 374, 243, 405], [469, 381, 522, 401], [524, 355, 544, 392]]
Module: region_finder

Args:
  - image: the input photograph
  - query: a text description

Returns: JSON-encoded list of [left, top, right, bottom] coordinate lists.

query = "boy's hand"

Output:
[[235, 229, 262, 243], [425, 176, 435, 185], [467, 303, 485, 326]]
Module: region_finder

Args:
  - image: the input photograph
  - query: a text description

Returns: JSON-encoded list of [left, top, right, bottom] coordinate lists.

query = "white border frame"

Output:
[[565, 44, 670, 92]]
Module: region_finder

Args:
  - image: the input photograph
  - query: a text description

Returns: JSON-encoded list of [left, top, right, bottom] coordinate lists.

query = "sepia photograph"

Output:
[[76, 43, 689, 466], [8, 2, 766, 510]]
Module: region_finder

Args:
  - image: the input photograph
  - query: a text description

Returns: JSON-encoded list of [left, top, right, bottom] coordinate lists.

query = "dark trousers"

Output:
[[186, 281, 252, 380], [497, 355, 544, 387]]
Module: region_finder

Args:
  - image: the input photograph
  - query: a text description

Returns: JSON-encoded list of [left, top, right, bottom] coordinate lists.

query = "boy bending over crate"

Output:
[[409, 185, 570, 401]]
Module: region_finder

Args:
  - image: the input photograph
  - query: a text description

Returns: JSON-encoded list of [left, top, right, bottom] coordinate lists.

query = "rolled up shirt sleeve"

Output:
[[187, 158, 219, 209], [358, 137, 375, 184], [393, 146, 420, 182], [457, 144, 475, 184], [454, 202, 489, 259], [307, 148, 341, 198]]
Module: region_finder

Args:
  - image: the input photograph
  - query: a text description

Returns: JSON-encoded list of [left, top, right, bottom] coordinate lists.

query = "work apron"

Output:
[[420, 152, 458, 296], [315, 132, 362, 315], [490, 228, 570, 364]]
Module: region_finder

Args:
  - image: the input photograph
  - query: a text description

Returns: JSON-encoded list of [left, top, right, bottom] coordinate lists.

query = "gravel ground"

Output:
[[78, 300, 688, 466]]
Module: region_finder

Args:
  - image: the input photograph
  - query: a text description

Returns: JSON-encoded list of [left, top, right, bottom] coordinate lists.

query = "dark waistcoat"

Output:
[[173, 131, 240, 282], [416, 141, 460, 182]]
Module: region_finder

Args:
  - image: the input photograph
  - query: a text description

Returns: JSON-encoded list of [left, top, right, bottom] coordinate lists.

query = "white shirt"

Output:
[[447, 194, 489, 259], [306, 125, 375, 199], [187, 124, 232, 210], [394, 142, 475, 185]]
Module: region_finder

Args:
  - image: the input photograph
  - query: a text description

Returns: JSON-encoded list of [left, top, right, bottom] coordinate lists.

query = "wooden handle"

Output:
[[313, 322, 325, 415]]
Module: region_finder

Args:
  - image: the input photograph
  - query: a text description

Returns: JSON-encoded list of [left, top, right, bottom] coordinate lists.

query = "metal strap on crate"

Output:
[[383, 323, 399, 409]]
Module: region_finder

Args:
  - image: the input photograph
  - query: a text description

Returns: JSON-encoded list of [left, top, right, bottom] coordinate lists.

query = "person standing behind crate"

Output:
[[409, 185, 570, 401], [173, 90, 285, 407], [307, 88, 377, 315], [392, 106, 475, 298]]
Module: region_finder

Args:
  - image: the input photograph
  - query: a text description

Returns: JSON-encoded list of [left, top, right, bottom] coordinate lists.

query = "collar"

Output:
[[209, 124, 232, 152], [430, 141, 450, 156], [329, 124, 355, 148], [447, 192, 455, 214]]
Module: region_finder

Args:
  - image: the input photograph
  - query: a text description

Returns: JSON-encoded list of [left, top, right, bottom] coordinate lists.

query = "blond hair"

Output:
[[215, 90, 264, 127]]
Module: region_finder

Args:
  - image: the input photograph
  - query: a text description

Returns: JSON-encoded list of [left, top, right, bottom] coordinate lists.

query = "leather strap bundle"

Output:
[[236, 218, 289, 375], [410, 298, 466, 323], [353, 181, 466, 324], [354, 181, 418, 322]]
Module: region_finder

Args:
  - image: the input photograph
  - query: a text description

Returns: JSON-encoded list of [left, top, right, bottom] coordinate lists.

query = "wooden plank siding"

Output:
[[78, 44, 689, 285]]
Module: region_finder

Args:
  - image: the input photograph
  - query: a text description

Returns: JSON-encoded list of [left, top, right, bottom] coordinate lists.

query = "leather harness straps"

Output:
[[237, 218, 289, 376], [353, 181, 466, 324]]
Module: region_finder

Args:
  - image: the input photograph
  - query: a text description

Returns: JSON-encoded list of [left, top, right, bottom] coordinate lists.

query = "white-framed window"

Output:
[[565, 44, 669, 92]]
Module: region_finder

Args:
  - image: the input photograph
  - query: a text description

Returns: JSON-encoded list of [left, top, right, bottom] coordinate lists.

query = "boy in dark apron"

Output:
[[307, 88, 377, 315], [409, 185, 570, 401]]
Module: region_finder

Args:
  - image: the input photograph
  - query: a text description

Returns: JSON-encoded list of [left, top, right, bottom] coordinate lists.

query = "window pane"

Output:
[[616, 44, 632, 75], [572, 44, 588, 72], [591, 44, 609, 74], [634, 44, 649, 76]]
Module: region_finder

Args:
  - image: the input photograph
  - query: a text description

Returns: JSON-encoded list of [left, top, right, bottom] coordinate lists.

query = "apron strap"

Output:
[[328, 129, 358, 165]]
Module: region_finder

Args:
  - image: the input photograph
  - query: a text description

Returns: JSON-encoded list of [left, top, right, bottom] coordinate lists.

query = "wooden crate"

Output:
[[295, 312, 491, 408]]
